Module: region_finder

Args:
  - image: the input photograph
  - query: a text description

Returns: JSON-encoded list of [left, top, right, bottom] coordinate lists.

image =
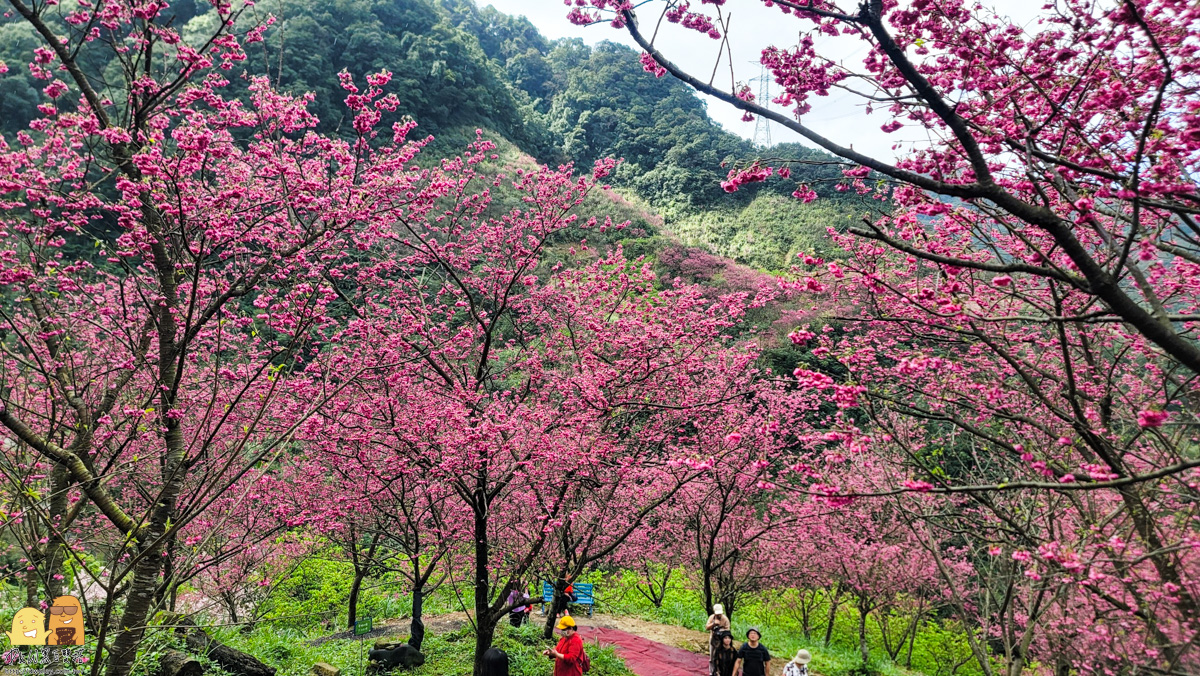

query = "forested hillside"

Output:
[[0, 0, 854, 269]]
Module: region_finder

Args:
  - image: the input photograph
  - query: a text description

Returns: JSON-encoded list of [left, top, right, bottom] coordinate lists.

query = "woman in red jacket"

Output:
[[543, 615, 584, 676]]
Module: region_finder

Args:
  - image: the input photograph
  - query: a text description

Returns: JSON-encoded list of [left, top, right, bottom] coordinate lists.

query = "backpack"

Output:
[[580, 643, 591, 673]]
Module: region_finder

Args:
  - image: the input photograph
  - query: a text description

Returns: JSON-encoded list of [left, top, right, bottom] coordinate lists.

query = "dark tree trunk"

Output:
[[541, 578, 573, 640], [857, 597, 871, 665], [650, 567, 671, 608], [106, 531, 171, 676], [158, 650, 203, 676], [823, 583, 842, 648], [408, 585, 425, 651], [473, 619, 498, 676], [222, 590, 240, 625], [701, 567, 715, 620], [471, 501, 497, 676], [184, 624, 276, 676], [347, 568, 365, 630], [24, 564, 39, 609]]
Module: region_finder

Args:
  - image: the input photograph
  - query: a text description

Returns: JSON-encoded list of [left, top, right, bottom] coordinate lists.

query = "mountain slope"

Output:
[[0, 0, 860, 270]]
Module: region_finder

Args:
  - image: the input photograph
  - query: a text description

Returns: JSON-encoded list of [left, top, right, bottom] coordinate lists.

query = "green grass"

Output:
[[97, 547, 986, 676], [133, 620, 632, 676], [667, 193, 855, 272], [124, 556, 630, 676]]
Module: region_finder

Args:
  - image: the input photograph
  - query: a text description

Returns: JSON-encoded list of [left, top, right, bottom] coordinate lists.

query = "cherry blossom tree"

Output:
[[0, 2, 499, 674], [612, 513, 687, 609], [569, 1, 1200, 671], [314, 171, 791, 671], [578, 0, 1200, 372], [288, 410, 468, 648]]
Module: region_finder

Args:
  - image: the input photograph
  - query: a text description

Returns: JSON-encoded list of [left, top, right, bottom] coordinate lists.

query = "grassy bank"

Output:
[[131, 620, 631, 676]]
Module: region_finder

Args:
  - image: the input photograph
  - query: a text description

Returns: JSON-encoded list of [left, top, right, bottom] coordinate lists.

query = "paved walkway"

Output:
[[580, 626, 709, 676]]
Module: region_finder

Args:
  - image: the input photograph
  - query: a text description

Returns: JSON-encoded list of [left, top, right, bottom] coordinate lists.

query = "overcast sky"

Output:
[[483, 0, 1046, 160]]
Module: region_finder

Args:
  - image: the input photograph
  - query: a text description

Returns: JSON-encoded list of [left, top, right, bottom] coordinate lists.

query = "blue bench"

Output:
[[540, 581, 595, 617]]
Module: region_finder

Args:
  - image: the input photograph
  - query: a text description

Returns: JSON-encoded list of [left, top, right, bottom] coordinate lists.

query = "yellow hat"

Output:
[[555, 616, 577, 630]]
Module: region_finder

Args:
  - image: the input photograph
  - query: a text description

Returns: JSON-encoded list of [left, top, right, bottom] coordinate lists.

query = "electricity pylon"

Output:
[[748, 63, 773, 149]]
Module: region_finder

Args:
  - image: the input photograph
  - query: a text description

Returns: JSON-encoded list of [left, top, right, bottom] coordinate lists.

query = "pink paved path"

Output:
[[580, 626, 709, 676]]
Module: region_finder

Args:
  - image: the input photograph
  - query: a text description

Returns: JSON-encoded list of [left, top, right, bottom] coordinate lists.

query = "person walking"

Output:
[[713, 631, 738, 676], [734, 627, 771, 676], [705, 603, 731, 675], [783, 649, 812, 676], [507, 585, 526, 628], [543, 615, 584, 676]]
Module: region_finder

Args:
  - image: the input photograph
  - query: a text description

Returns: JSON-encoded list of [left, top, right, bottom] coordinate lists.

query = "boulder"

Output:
[[366, 643, 425, 672], [311, 663, 340, 676], [372, 637, 405, 651]]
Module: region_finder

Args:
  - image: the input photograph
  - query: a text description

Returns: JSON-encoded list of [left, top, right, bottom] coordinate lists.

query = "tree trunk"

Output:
[[158, 650, 203, 676], [222, 590, 240, 625], [823, 583, 842, 648], [184, 624, 276, 676], [347, 567, 366, 630], [473, 618, 498, 676], [44, 462, 70, 600], [24, 563, 39, 609], [701, 566, 715, 619], [652, 567, 671, 607], [542, 579, 568, 640], [105, 329, 189, 676], [857, 598, 870, 665], [408, 585, 425, 651], [471, 502, 496, 676], [106, 534, 171, 676], [800, 591, 812, 640]]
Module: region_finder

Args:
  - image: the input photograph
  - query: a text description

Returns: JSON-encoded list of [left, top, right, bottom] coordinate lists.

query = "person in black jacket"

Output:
[[713, 631, 738, 676], [734, 627, 771, 676]]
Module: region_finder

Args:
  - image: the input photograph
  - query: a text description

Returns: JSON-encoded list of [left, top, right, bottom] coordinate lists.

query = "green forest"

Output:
[[0, 0, 856, 272]]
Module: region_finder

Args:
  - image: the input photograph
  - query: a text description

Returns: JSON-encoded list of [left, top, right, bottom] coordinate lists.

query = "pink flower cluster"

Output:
[[721, 163, 772, 192], [1137, 409, 1168, 428], [665, 2, 721, 39], [640, 52, 666, 78]]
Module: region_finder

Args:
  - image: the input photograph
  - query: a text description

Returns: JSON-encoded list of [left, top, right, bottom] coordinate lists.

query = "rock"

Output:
[[367, 643, 426, 672], [372, 637, 405, 650], [311, 663, 340, 676]]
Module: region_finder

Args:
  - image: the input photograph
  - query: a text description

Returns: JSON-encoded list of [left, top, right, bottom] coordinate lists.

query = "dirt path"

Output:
[[580, 625, 708, 676]]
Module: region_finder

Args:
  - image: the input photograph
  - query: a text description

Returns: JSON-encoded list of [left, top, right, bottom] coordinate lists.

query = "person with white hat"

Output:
[[783, 649, 812, 676], [705, 603, 731, 676]]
